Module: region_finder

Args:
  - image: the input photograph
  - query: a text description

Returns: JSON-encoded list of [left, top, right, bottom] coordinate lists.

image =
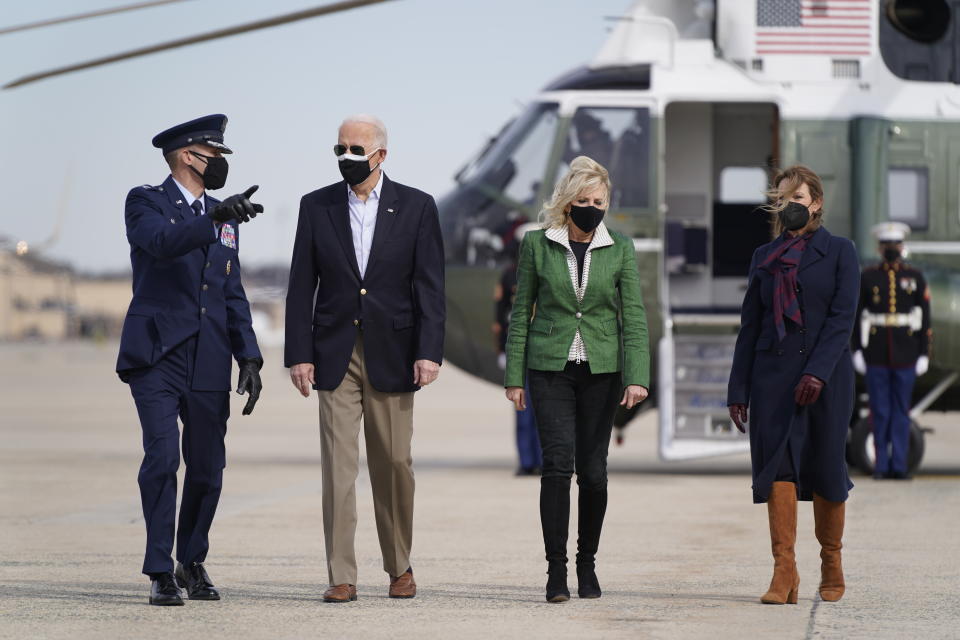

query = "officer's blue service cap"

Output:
[[152, 114, 233, 155]]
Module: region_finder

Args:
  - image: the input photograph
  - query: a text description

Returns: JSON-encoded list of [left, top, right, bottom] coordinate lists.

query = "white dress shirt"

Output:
[[347, 171, 384, 277]]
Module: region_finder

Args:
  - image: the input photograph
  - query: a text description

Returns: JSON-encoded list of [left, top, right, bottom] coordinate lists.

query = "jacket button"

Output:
[[776, 349, 783, 356], [575, 312, 582, 319], [205, 262, 211, 269], [353, 319, 359, 326], [201, 307, 206, 315], [360, 288, 367, 295], [202, 284, 208, 291]]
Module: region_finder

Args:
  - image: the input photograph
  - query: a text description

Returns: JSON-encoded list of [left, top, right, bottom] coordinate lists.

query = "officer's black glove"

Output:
[[210, 185, 264, 224], [237, 357, 263, 415]]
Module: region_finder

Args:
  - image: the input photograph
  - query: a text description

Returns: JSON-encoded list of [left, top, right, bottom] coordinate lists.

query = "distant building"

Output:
[[0, 242, 73, 340]]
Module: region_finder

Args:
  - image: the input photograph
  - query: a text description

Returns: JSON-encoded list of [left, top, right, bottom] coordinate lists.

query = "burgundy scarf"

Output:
[[759, 233, 811, 341]]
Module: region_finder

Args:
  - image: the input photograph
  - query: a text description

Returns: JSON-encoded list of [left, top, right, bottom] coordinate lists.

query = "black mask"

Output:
[[883, 247, 901, 262], [779, 201, 810, 232], [339, 155, 381, 186], [569, 204, 605, 233], [189, 151, 229, 190]]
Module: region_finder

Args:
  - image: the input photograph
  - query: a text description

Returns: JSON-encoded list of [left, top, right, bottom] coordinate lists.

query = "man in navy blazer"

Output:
[[285, 114, 444, 602], [117, 114, 264, 606]]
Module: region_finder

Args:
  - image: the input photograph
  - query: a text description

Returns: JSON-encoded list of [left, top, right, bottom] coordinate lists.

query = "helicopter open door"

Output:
[[658, 101, 778, 460]]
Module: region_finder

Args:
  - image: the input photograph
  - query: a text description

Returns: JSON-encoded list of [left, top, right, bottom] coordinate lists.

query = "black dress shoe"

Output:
[[149, 572, 184, 606], [175, 562, 220, 600]]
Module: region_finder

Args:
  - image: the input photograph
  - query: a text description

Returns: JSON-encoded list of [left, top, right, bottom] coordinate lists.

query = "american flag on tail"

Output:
[[756, 0, 873, 56]]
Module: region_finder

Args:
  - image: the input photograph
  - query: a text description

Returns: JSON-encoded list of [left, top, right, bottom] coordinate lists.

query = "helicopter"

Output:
[[5, 0, 959, 474]]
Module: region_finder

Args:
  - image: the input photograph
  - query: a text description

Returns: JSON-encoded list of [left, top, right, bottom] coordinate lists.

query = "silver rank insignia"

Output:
[[226, 260, 232, 275]]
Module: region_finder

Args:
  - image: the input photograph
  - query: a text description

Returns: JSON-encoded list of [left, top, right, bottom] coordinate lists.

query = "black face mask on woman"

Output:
[[569, 204, 605, 233], [779, 201, 810, 232], [189, 151, 229, 190]]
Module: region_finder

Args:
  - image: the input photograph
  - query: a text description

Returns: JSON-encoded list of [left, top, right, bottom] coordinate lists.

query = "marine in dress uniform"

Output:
[[116, 114, 265, 605], [852, 222, 932, 480]]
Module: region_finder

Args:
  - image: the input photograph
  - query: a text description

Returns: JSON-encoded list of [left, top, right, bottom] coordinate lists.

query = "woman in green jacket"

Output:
[[504, 156, 650, 603]]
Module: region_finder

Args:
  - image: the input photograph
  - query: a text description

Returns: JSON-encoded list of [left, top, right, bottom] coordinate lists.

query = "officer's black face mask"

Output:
[[568, 204, 606, 233], [188, 150, 229, 190], [779, 201, 810, 232], [883, 247, 902, 262], [338, 149, 381, 187]]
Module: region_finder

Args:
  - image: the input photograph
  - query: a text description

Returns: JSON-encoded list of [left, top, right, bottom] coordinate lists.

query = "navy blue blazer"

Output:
[[727, 226, 859, 503], [116, 175, 261, 391], [284, 175, 445, 393]]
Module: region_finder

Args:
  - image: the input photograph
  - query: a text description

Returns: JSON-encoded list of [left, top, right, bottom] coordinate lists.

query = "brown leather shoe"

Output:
[[389, 570, 416, 599], [323, 584, 357, 603]]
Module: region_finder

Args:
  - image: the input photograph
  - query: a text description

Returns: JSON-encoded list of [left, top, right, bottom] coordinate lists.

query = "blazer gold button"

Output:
[[575, 312, 582, 318], [360, 288, 367, 295]]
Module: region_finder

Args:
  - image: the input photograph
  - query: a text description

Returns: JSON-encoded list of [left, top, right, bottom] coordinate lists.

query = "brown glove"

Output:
[[794, 374, 824, 406], [728, 403, 748, 433]]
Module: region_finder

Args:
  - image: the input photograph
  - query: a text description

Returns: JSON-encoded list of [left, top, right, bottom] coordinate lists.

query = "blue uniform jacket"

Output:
[[727, 226, 859, 503], [116, 175, 261, 391], [284, 175, 445, 393]]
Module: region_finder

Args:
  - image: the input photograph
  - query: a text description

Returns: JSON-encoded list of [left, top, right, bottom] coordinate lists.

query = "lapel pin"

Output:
[[387, 208, 395, 214], [175, 199, 183, 205], [170, 218, 176, 224]]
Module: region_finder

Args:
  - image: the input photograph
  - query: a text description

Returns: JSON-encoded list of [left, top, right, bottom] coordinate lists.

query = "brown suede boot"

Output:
[[813, 494, 845, 602], [760, 481, 800, 605]]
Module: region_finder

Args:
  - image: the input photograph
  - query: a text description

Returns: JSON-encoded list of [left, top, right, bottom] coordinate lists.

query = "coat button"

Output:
[[202, 284, 208, 291], [353, 319, 359, 326], [205, 262, 211, 269], [201, 307, 206, 314], [575, 312, 582, 319], [360, 288, 367, 295], [776, 349, 783, 356]]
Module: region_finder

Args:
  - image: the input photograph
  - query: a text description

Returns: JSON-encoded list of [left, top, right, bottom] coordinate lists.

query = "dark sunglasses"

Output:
[[333, 144, 375, 157]]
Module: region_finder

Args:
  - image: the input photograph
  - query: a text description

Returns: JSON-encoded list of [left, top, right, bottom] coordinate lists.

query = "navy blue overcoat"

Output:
[[727, 226, 859, 503]]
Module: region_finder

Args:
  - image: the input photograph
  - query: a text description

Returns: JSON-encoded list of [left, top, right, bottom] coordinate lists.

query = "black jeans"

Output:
[[528, 362, 621, 566]]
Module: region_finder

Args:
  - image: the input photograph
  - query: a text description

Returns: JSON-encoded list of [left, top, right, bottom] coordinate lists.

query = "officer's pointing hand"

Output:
[[237, 358, 263, 415], [210, 185, 264, 224]]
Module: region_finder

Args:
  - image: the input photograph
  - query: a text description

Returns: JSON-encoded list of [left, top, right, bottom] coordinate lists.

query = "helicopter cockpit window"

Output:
[[442, 102, 559, 267], [558, 107, 651, 209]]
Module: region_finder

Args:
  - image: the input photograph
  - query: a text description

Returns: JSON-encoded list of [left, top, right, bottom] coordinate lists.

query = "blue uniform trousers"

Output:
[[516, 381, 542, 470], [127, 337, 229, 575], [865, 365, 916, 475]]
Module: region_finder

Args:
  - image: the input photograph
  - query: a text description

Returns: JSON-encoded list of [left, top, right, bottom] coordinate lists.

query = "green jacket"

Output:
[[504, 223, 650, 389]]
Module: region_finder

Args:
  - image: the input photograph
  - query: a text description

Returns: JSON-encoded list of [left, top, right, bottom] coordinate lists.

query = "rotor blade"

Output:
[[0, 0, 195, 36], [3, 0, 396, 89]]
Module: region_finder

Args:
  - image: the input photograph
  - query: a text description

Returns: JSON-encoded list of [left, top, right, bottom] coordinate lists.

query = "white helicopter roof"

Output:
[[539, 0, 960, 121]]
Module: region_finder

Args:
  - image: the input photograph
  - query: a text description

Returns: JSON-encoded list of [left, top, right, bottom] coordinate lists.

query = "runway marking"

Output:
[[805, 594, 822, 639]]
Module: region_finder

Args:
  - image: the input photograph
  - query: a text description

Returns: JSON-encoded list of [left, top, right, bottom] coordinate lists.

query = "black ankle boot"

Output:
[[577, 563, 602, 598], [546, 562, 570, 603]]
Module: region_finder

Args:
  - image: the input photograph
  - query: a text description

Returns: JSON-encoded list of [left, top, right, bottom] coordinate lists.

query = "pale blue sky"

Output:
[[0, 0, 632, 271]]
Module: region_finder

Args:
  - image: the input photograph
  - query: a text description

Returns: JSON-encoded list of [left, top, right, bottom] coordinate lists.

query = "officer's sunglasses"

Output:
[[333, 144, 376, 157]]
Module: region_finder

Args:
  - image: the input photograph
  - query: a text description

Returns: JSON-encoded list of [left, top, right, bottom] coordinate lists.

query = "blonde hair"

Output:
[[762, 165, 825, 236], [539, 156, 611, 229]]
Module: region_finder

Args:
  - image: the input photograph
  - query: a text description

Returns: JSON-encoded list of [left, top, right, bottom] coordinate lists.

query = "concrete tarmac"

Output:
[[2, 342, 959, 639]]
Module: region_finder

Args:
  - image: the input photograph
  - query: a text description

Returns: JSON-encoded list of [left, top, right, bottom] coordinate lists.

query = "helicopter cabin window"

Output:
[[559, 107, 650, 209], [718, 167, 767, 204], [887, 166, 929, 230]]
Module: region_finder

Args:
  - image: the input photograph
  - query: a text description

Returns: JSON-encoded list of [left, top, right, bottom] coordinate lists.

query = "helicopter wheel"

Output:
[[848, 416, 926, 476]]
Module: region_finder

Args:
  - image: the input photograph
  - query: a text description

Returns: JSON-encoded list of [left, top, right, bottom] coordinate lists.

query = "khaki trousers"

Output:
[[318, 335, 415, 585]]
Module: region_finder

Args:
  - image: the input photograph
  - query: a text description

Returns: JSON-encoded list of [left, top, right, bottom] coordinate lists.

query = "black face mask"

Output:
[[569, 204, 605, 233], [189, 151, 229, 190], [339, 154, 381, 187], [883, 247, 901, 262], [779, 201, 810, 232]]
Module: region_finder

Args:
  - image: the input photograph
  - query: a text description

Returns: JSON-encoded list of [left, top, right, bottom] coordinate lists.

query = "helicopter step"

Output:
[[657, 329, 749, 461]]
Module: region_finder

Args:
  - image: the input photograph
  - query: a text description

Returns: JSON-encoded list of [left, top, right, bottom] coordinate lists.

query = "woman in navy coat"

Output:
[[727, 165, 859, 605]]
